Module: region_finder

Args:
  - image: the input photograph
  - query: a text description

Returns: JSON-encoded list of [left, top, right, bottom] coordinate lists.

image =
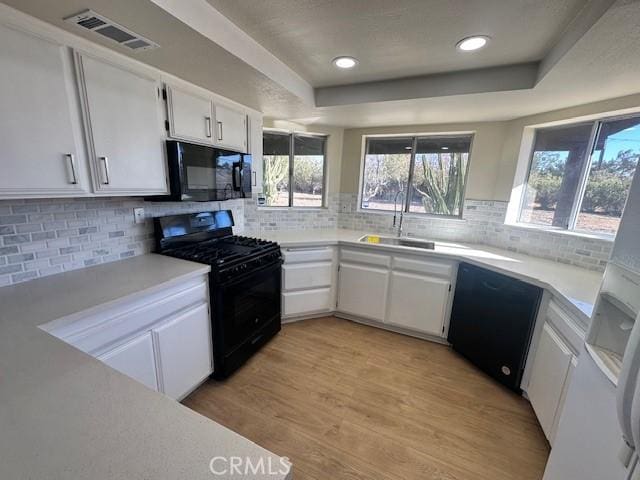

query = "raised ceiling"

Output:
[[2, 0, 640, 128], [206, 0, 587, 87]]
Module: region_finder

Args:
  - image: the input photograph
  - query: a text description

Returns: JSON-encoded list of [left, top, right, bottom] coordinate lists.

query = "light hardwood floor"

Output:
[[184, 317, 550, 480]]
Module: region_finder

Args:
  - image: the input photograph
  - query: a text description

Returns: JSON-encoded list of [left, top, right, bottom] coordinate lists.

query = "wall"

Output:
[[244, 120, 344, 232], [339, 121, 510, 200], [0, 197, 244, 287]]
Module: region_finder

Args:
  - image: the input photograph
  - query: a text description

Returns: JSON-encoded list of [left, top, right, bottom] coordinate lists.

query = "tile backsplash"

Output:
[[0, 194, 612, 286], [337, 194, 612, 271], [0, 197, 244, 287]]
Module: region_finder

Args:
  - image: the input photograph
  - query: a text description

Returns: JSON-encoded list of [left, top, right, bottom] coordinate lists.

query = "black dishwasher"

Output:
[[448, 263, 542, 393]]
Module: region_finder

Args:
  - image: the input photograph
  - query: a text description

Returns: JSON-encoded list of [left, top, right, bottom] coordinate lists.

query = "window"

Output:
[[360, 135, 473, 216], [263, 131, 326, 207], [519, 114, 640, 235]]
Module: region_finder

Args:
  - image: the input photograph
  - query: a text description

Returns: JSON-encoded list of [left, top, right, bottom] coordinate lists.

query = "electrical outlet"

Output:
[[133, 207, 145, 224]]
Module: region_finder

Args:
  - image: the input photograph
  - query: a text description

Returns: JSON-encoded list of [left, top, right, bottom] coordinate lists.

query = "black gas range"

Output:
[[154, 210, 282, 379]]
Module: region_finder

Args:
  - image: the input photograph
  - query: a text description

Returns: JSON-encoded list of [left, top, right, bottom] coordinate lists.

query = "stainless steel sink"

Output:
[[359, 235, 435, 250]]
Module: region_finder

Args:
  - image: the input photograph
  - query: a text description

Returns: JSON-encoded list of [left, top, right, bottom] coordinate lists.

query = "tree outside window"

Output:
[[263, 131, 326, 207], [361, 135, 472, 217], [520, 115, 640, 235]]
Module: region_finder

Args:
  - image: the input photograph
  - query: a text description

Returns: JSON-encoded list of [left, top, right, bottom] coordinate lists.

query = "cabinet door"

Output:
[[98, 333, 158, 391], [167, 85, 214, 144], [527, 323, 573, 441], [78, 54, 168, 194], [387, 271, 450, 336], [248, 113, 263, 193], [214, 103, 247, 153], [0, 24, 88, 197], [152, 303, 212, 400], [337, 263, 389, 322]]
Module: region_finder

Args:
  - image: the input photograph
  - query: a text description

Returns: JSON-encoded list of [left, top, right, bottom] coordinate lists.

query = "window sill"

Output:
[[503, 221, 615, 242], [356, 208, 465, 221]]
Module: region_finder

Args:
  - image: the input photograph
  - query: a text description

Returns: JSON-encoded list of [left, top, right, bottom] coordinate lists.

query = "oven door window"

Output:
[[218, 263, 281, 353]]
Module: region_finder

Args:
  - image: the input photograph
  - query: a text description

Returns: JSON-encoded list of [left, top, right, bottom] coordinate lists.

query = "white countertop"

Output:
[[247, 229, 603, 322], [0, 254, 292, 480]]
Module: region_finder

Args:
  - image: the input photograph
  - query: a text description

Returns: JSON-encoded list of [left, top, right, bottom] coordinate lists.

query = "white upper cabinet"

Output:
[[0, 24, 89, 197], [76, 53, 168, 195], [166, 85, 214, 144], [213, 103, 248, 153]]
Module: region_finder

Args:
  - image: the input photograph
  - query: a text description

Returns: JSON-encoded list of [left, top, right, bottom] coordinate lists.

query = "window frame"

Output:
[[357, 133, 475, 219], [516, 112, 640, 236], [262, 129, 328, 208]]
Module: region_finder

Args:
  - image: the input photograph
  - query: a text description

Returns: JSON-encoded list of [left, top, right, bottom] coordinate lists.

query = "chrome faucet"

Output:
[[392, 190, 405, 237]]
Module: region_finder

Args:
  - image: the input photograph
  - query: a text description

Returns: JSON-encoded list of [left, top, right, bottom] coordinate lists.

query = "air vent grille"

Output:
[[64, 9, 159, 52]]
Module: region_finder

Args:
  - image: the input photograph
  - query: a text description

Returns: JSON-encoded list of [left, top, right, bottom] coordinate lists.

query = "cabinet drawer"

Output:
[[283, 262, 333, 290], [283, 288, 333, 317], [341, 248, 391, 268], [282, 247, 333, 263], [393, 256, 455, 278], [52, 279, 208, 356]]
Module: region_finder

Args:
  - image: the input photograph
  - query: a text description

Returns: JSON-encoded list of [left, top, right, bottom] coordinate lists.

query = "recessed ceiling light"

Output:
[[441, 146, 450, 150], [456, 36, 490, 52], [404, 146, 412, 150], [333, 56, 358, 69]]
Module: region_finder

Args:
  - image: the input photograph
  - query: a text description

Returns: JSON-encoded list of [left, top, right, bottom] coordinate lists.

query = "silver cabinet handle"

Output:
[[252, 171, 257, 187], [65, 153, 78, 184], [205, 116, 212, 138], [217, 121, 223, 141], [99, 156, 110, 185]]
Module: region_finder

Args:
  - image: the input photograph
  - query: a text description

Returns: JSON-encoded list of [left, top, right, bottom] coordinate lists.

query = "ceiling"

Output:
[[3, 0, 640, 128], [207, 0, 587, 87]]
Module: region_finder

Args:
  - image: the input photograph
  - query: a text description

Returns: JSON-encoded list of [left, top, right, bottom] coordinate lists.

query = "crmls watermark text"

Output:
[[209, 456, 291, 476]]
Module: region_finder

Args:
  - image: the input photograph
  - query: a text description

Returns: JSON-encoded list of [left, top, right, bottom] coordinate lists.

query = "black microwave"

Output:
[[148, 141, 252, 202]]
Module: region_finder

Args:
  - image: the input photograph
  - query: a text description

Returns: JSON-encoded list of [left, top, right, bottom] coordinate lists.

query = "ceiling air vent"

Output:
[[64, 10, 159, 52]]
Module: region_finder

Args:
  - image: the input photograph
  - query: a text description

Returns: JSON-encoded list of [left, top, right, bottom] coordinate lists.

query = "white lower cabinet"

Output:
[[337, 263, 390, 322], [283, 288, 333, 317], [98, 332, 158, 391], [386, 271, 450, 336], [152, 303, 212, 400], [527, 322, 575, 443], [44, 275, 212, 400], [281, 247, 336, 319], [334, 248, 454, 337]]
